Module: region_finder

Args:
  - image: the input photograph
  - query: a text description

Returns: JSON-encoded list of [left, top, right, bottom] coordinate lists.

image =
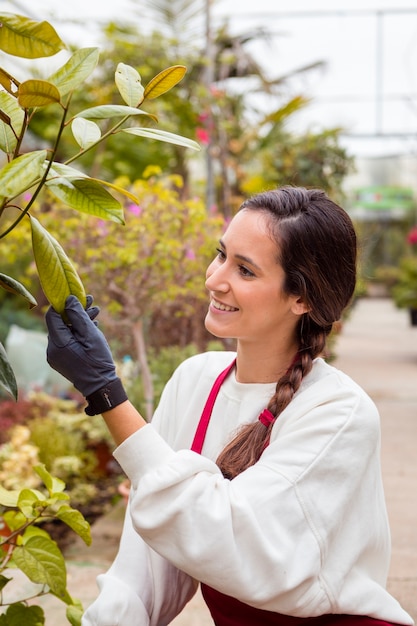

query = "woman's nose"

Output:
[[205, 259, 229, 292]]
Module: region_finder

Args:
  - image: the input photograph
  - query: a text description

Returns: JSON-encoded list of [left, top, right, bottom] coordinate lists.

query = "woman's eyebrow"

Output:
[[219, 238, 261, 270]]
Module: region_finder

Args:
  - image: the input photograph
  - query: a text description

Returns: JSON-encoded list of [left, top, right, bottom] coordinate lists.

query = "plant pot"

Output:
[[409, 308, 417, 326]]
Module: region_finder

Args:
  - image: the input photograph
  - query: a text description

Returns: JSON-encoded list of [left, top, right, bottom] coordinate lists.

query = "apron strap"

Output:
[[191, 359, 236, 454]]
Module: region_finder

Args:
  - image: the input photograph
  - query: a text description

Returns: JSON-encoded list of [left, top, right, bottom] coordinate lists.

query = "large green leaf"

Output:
[[74, 104, 156, 122], [12, 536, 67, 597], [122, 127, 200, 151], [0, 342, 17, 400], [47, 178, 125, 223], [18, 79, 61, 108], [0, 603, 45, 626], [0, 149, 47, 199], [144, 65, 186, 100], [71, 117, 101, 149], [115, 63, 145, 107], [0, 13, 66, 59], [48, 47, 100, 97], [56, 506, 92, 545], [30, 215, 87, 315], [0, 272, 37, 308], [0, 91, 25, 153]]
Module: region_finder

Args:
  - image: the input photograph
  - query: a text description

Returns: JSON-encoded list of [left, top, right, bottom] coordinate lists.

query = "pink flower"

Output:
[[407, 226, 417, 246], [185, 247, 196, 260], [127, 203, 143, 216], [196, 128, 210, 145]]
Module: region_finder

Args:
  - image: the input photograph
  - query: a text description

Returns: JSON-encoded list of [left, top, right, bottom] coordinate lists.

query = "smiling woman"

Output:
[[45, 187, 413, 626]]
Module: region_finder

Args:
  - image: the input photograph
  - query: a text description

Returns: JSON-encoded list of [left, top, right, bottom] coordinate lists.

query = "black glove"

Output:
[[46, 295, 127, 415]]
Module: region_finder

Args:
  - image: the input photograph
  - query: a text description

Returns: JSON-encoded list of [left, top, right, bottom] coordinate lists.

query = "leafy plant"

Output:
[[0, 464, 91, 625], [391, 256, 417, 310], [0, 11, 199, 400]]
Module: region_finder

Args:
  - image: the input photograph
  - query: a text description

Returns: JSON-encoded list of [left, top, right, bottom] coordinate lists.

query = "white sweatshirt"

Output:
[[82, 352, 414, 626]]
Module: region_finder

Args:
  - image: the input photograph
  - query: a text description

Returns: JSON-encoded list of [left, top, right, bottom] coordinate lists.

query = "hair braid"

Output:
[[216, 326, 329, 480]]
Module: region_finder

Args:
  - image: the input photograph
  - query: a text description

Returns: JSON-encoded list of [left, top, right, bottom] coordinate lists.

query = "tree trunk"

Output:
[[131, 319, 154, 421]]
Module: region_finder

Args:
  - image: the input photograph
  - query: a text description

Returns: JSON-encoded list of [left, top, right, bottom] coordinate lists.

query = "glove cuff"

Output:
[[85, 378, 128, 416]]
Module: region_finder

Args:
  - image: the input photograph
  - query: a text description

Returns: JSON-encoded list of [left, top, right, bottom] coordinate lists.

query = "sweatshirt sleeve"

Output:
[[113, 371, 410, 621], [82, 487, 198, 626], [82, 363, 201, 626]]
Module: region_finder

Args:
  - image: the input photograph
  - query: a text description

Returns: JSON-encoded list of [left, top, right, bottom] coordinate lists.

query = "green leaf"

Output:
[[74, 104, 156, 122], [48, 47, 100, 97], [0, 602, 45, 626], [56, 506, 91, 546], [3, 509, 26, 532], [46, 161, 88, 182], [66, 602, 83, 626], [17, 489, 44, 519], [0, 575, 12, 593], [0, 342, 17, 400], [29, 215, 87, 315], [18, 79, 61, 108], [0, 149, 47, 198], [115, 63, 145, 107], [0, 273, 37, 308], [122, 127, 200, 151], [144, 65, 186, 100], [12, 536, 67, 597], [0, 484, 19, 508], [35, 464, 66, 494], [47, 178, 125, 224], [0, 13, 66, 59], [0, 90, 25, 153], [71, 117, 101, 149]]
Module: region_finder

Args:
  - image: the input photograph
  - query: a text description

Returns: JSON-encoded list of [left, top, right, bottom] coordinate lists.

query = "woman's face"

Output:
[[205, 210, 306, 347]]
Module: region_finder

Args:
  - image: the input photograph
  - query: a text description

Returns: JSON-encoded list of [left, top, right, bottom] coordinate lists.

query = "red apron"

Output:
[[190, 360, 398, 626]]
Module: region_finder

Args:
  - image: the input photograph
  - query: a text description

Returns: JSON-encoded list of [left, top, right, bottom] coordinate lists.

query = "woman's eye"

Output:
[[216, 247, 226, 260], [239, 265, 255, 278]]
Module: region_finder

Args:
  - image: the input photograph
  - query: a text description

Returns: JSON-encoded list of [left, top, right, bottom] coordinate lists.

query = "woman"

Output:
[[46, 187, 413, 625]]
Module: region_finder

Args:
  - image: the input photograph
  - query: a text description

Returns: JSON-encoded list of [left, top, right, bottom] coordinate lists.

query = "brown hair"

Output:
[[216, 186, 357, 479]]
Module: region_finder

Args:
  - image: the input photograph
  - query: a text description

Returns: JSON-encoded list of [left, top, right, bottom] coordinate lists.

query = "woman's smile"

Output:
[[210, 297, 239, 313]]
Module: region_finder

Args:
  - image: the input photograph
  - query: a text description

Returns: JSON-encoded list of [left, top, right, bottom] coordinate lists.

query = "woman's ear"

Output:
[[291, 297, 310, 316]]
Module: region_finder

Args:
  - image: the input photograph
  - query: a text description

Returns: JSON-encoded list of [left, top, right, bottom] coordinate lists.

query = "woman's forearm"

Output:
[[102, 400, 147, 446]]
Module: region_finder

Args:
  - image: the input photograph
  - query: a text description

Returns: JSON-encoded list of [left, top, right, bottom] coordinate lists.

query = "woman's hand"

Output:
[[45, 295, 127, 415]]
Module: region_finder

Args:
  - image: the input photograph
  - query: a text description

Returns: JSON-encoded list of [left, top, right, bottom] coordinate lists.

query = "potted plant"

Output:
[[391, 255, 417, 326]]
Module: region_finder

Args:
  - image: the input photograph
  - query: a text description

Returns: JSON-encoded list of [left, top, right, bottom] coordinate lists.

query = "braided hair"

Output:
[[216, 187, 357, 479]]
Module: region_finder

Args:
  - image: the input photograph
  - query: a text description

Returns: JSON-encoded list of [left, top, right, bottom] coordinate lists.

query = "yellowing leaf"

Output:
[[0, 13, 66, 59], [0, 66, 20, 95], [144, 65, 186, 100], [18, 79, 61, 108], [30, 215, 87, 315], [115, 63, 145, 107]]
